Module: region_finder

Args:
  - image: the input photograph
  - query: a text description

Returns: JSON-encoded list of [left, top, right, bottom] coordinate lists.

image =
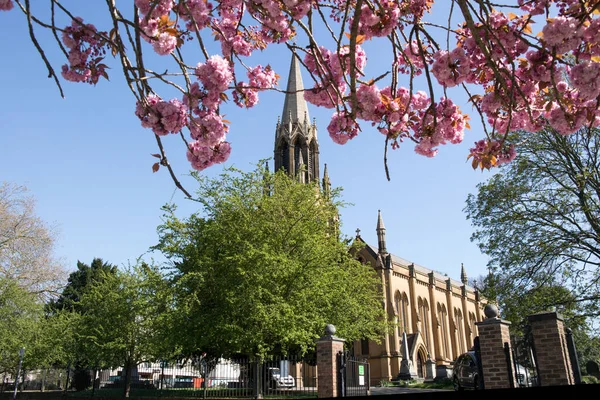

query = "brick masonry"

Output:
[[476, 317, 516, 390], [528, 312, 575, 386], [316, 335, 345, 398]]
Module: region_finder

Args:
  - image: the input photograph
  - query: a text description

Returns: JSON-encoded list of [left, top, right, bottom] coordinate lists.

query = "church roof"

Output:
[[363, 242, 476, 290], [281, 54, 310, 125]]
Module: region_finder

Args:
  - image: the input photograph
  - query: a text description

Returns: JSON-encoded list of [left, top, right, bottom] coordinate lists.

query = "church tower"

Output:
[[274, 54, 320, 183]]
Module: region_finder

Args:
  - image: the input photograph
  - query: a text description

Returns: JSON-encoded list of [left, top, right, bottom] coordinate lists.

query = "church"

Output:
[[273, 54, 488, 384]]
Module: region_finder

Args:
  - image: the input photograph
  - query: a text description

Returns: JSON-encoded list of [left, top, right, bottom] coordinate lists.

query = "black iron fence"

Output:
[[7, 356, 317, 398]]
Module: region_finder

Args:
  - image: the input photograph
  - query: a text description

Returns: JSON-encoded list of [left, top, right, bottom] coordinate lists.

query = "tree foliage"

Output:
[[47, 258, 118, 313], [0, 276, 42, 374], [0, 182, 67, 299], [154, 164, 388, 359], [465, 127, 600, 332], [4, 1, 600, 195], [75, 262, 174, 397]]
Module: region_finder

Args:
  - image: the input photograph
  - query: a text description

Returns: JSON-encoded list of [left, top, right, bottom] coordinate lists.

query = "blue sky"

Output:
[[0, 3, 495, 284]]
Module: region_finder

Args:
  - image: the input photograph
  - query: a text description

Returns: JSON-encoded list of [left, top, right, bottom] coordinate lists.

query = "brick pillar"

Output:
[[475, 305, 516, 390], [528, 311, 575, 386], [316, 324, 345, 398]]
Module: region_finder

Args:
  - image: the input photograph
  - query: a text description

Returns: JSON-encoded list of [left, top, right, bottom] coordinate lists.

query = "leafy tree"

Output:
[[465, 127, 600, 330], [0, 182, 66, 299], [47, 258, 117, 313], [0, 276, 42, 376], [4, 2, 600, 195], [76, 263, 174, 398], [154, 163, 389, 360]]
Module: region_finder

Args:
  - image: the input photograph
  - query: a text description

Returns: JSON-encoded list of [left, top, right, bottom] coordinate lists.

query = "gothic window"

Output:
[[419, 299, 431, 353], [438, 303, 449, 359], [469, 312, 477, 347], [455, 308, 466, 355], [394, 292, 402, 336], [279, 141, 289, 173], [401, 293, 410, 333]]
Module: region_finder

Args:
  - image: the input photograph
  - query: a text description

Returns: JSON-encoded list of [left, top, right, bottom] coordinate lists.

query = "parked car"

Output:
[[453, 351, 482, 391], [267, 367, 295, 389], [452, 351, 534, 391]]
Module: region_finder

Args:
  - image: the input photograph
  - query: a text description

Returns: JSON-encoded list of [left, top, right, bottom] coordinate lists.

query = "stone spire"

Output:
[[460, 263, 468, 285], [376, 210, 387, 254], [281, 54, 310, 126], [322, 163, 331, 198], [274, 54, 319, 182]]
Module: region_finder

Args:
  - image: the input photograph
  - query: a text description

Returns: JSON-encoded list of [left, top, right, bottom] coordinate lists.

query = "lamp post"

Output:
[[12, 347, 25, 400]]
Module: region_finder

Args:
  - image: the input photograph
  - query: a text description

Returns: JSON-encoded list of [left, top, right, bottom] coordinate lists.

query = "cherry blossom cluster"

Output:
[[134, 95, 188, 136], [0, 0, 13, 11], [233, 64, 280, 108], [469, 139, 516, 169], [136, 0, 180, 55], [60, 18, 109, 84]]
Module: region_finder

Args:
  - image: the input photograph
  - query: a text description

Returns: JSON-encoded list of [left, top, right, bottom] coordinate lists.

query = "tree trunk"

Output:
[[41, 368, 47, 392], [65, 365, 71, 393], [123, 360, 132, 399], [91, 369, 97, 397]]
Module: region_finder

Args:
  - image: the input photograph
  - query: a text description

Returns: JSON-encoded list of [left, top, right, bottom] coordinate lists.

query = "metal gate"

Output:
[[508, 327, 540, 388], [338, 351, 369, 397]]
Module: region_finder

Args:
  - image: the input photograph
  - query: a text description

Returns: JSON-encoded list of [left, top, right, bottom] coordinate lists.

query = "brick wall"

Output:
[[316, 335, 345, 398], [476, 318, 516, 390], [528, 312, 575, 386]]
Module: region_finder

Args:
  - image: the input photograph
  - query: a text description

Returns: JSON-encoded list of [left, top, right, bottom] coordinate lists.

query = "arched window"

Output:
[[438, 303, 449, 359], [469, 312, 477, 347], [401, 293, 410, 334], [419, 299, 431, 353], [394, 292, 402, 336], [455, 308, 465, 355]]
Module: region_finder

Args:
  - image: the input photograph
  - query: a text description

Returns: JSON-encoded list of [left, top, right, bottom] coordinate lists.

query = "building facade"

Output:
[[351, 212, 487, 384], [275, 55, 487, 384]]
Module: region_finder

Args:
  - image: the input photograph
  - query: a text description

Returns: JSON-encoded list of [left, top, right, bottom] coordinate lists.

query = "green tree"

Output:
[[465, 128, 600, 330], [47, 258, 117, 313], [0, 276, 41, 376], [154, 163, 388, 360], [76, 263, 174, 398]]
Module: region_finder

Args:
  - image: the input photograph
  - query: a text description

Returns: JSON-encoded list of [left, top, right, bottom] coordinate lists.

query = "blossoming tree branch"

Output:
[[3, 0, 599, 197]]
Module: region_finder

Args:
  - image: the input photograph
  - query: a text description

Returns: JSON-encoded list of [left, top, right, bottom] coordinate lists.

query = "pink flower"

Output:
[[187, 140, 232, 171], [0, 0, 13, 11], [135, 95, 188, 136], [327, 112, 360, 144]]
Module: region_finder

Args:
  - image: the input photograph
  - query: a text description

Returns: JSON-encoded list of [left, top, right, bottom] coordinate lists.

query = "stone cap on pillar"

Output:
[[476, 304, 512, 326], [317, 324, 346, 342]]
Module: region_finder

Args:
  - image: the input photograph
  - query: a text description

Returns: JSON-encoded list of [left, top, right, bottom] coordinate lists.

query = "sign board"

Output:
[[359, 375, 365, 386], [358, 365, 364, 375]]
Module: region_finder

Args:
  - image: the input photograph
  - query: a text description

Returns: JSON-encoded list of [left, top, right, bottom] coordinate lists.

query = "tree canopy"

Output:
[[47, 258, 118, 313], [0, 181, 67, 299], [4, 1, 600, 196], [465, 127, 600, 332], [75, 262, 174, 397], [154, 163, 389, 359]]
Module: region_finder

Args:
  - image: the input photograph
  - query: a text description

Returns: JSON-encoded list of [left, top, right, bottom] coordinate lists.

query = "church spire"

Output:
[[460, 263, 468, 285], [274, 53, 319, 183], [281, 54, 310, 126], [376, 210, 387, 254], [322, 163, 331, 198]]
